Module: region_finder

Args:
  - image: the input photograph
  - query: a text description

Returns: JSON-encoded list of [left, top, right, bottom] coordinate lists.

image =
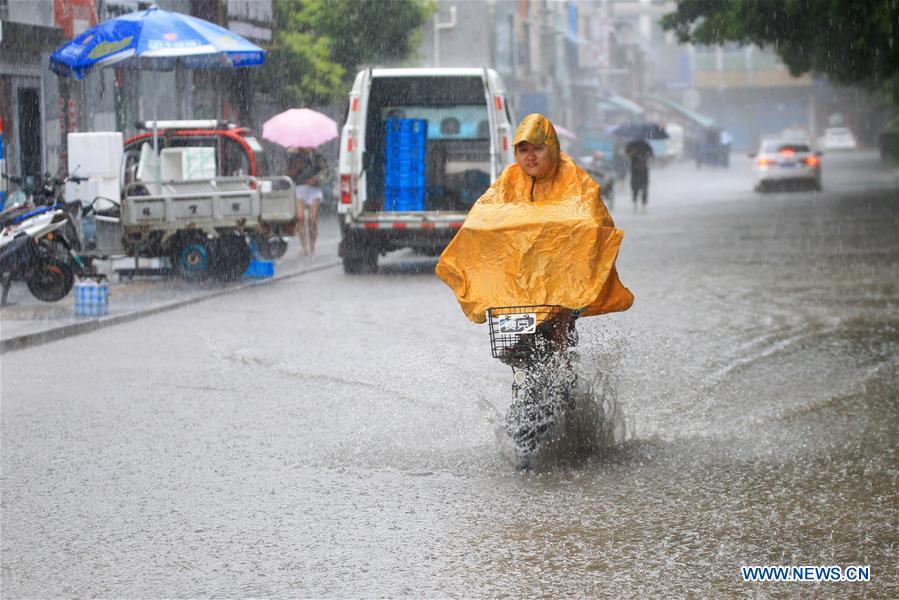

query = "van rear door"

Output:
[[338, 68, 371, 218], [362, 73, 496, 214], [485, 69, 515, 171]]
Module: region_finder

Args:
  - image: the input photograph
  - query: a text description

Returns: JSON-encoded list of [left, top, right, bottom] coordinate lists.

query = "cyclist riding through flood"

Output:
[[436, 113, 634, 465]]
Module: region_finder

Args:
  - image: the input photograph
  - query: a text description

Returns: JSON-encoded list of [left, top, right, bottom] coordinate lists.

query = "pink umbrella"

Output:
[[555, 125, 578, 140], [262, 108, 338, 149]]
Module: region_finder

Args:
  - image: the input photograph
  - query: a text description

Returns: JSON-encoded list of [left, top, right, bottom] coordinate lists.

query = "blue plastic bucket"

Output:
[[243, 259, 274, 279]]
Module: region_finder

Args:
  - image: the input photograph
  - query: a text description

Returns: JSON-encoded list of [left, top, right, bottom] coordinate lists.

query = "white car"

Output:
[[751, 139, 822, 192], [819, 127, 857, 150]]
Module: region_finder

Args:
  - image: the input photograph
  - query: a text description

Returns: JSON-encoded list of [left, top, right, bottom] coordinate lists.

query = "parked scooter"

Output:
[[0, 207, 76, 304], [0, 172, 91, 305], [0, 172, 88, 238]]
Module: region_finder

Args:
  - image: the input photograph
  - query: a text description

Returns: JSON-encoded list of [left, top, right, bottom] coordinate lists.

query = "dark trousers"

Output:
[[631, 179, 648, 204]]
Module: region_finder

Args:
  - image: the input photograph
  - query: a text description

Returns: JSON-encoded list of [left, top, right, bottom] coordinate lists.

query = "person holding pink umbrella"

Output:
[[286, 147, 328, 256], [262, 108, 338, 257]]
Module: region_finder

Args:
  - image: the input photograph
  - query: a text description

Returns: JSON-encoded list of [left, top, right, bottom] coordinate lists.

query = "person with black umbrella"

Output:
[[625, 138, 653, 206], [613, 122, 667, 208]]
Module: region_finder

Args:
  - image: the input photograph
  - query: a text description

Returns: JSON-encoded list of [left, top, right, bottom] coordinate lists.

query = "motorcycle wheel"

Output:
[[26, 255, 75, 302]]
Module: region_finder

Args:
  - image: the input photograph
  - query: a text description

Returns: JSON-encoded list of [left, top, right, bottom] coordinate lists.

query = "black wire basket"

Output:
[[486, 305, 563, 364]]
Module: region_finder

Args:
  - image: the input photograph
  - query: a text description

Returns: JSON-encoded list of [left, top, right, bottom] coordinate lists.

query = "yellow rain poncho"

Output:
[[436, 113, 633, 323]]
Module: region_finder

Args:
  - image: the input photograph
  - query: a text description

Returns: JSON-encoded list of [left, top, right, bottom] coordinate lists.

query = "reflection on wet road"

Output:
[[2, 152, 896, 596]]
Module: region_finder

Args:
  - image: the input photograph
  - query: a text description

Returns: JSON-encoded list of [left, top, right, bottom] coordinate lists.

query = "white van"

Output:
[[337, 67, 515, 273]]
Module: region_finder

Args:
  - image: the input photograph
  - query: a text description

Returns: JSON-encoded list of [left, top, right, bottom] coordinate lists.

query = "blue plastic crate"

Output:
[[386, 150, 425, 160], [386, 136, 425, 145], [387, 117, 426, 131], [386, 161, 425, 176], [243, 258, 274, 279], [386, 150, 426, 167], [385, 185, 425, 212], [385, 172, 426, 188], [385, 118, 427, 199], [386, 157, 426, 168]]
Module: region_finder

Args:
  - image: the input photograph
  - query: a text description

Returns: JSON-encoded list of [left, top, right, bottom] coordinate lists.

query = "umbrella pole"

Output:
[[153, 104, 160, 185]]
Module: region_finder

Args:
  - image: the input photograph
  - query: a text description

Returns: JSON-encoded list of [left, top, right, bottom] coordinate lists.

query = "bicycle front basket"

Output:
[[486, 305, 562, 362]]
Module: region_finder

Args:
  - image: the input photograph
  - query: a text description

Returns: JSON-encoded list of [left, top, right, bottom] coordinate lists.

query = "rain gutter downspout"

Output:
[[433, 5, 457, 67]]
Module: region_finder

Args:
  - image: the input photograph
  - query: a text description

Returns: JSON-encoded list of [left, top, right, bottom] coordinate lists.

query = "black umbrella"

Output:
[[625, 139, 654, 157], [613, 122, 669, 140]]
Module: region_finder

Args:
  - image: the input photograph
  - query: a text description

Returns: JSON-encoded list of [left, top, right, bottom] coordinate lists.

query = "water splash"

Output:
[[484, 350, 633, 471]]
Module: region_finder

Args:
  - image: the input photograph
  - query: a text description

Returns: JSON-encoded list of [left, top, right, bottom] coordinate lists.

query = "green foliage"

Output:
[[257, 0, 432, 106], [302, 0, 433, 73], [661, 0, 899, 92]]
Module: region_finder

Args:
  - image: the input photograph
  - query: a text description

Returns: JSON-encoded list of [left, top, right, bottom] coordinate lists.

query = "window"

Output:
[[381, 106, 490, 140]]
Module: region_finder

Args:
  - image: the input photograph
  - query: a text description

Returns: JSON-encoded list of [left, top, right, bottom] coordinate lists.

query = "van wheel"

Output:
[[171, 233, 215, 281], [343, 249, 377, 275], [214, 234, 252, 281], [343, 258, 364, 274]]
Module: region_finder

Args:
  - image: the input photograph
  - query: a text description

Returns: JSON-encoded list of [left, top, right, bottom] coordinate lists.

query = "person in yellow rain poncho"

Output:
[[435, 113, 633, 344]]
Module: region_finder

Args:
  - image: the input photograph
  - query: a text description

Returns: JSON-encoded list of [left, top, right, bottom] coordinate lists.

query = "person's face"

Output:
[[515, 141, 553, 178]]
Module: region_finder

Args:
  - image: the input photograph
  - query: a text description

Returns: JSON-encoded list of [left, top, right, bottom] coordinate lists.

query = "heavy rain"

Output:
[[0, 0, 896, 597]]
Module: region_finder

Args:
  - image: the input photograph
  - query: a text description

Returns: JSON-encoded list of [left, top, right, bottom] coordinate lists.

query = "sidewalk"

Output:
[[0, 216, 341, 353]]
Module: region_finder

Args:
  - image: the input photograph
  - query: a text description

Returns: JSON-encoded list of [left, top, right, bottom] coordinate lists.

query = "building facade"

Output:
[[0, 0, 272, 183], [418, 0, 634, 146], [416, 0, 844, 152]]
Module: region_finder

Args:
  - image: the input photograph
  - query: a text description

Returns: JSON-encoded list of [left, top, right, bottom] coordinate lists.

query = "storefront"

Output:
[[0, 20, 64, 179]]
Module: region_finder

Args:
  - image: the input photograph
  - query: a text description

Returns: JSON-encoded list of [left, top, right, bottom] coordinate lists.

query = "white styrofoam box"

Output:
[[136, 142, 160, 182], [159, 149, 182, 181], [67, 132, 124, 178], [159, 147, 216, 181], [65, 176, 121, 207], [64, 179, 98, 206], [183, 147, 216, 180]]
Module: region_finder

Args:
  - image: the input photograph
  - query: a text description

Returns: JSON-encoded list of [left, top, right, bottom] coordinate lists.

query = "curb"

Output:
[[0, 260, 340, 354]]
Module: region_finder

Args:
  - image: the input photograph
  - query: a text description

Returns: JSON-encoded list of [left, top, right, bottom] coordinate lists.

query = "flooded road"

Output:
[[2, 152, 896, 597]]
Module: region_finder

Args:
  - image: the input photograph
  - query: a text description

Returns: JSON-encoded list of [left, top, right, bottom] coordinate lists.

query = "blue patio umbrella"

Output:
[[50, 5, 265, 80]]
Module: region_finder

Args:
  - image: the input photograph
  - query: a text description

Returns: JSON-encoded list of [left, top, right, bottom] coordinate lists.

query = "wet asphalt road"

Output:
[[2, 151, 897, 597]]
